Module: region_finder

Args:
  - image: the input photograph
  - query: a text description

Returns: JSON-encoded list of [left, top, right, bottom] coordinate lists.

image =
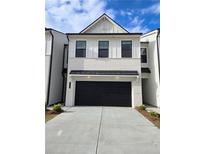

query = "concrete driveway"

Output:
[[46, 107, 160, 154]]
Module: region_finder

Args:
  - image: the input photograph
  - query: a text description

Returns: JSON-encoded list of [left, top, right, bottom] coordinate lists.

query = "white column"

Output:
[[131, 77, 142, 108], [65, 77, 75, 106]]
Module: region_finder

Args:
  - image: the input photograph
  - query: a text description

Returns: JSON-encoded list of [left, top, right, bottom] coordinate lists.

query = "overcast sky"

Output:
[[45, 0, 160, 33]]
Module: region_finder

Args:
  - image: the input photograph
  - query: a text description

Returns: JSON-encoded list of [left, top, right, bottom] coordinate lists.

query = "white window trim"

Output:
[[75, 40, 86, 58], [121, 40, 132, 58], [98, 40, 109, 58]]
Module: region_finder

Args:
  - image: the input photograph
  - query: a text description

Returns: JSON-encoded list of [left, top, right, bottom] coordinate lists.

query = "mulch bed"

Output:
[[136, 108, 160, 128], [45, 110, 63, 123]]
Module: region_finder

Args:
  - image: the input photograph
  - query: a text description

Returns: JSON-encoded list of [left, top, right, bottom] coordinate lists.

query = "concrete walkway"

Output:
[[46, 107, 160, 154]]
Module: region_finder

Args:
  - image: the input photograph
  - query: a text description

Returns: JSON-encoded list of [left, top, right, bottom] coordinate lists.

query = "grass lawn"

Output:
[[45, 110, 60, 123], [136, 107, 160, 128]]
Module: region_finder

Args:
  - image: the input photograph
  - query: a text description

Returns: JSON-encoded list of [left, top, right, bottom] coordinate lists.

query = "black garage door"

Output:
[[75, 81, 131, 107]]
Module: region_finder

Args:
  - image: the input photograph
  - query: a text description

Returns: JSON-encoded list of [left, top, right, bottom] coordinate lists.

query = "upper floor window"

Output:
[[121, 41, 132, 58], [98, 41, 109, 58], [76, 41, 86, 57], [141, 48, 147, 63]]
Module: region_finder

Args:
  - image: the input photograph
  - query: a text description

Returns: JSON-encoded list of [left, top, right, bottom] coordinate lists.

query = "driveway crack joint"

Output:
[[95, 107, 103, 154]]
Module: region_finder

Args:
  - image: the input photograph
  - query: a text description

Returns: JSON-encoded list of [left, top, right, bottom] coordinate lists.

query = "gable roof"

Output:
[[80, 13, 129, 33]]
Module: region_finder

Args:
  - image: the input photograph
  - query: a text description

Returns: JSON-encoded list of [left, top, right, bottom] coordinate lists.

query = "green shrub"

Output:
[[52, 103, 62, 112], [150, 112, 160, 118], [138, 105, 146, 110]]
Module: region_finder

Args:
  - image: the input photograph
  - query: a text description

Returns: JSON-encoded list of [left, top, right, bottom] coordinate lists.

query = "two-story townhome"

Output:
[[65, 14, 143, 108], [45, 28, 68, 106], [140, 29, 160, 107]]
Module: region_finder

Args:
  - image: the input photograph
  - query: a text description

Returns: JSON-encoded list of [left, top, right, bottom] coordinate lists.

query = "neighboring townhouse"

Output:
[[45, 28, 68, 106], [65, 14, 143, 108], [140, 29, 160, 107]]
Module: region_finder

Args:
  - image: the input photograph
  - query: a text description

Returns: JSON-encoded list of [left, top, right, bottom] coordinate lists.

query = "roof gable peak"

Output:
[[80, 13, 129, 33]]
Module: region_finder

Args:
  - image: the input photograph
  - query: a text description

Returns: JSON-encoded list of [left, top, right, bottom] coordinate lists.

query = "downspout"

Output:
[[66, 34, 69, 48], [46, 30, 54, 107], [156, 28, 160, 82]]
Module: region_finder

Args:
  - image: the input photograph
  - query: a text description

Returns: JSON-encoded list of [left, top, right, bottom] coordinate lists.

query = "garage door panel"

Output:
[[75, 81, 131, 107]]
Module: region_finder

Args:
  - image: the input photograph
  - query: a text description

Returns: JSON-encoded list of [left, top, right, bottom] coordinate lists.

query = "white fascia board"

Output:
[[105, 16, 128, 33], [81, 15, 107, 33], [141, 29, 158, 38]]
